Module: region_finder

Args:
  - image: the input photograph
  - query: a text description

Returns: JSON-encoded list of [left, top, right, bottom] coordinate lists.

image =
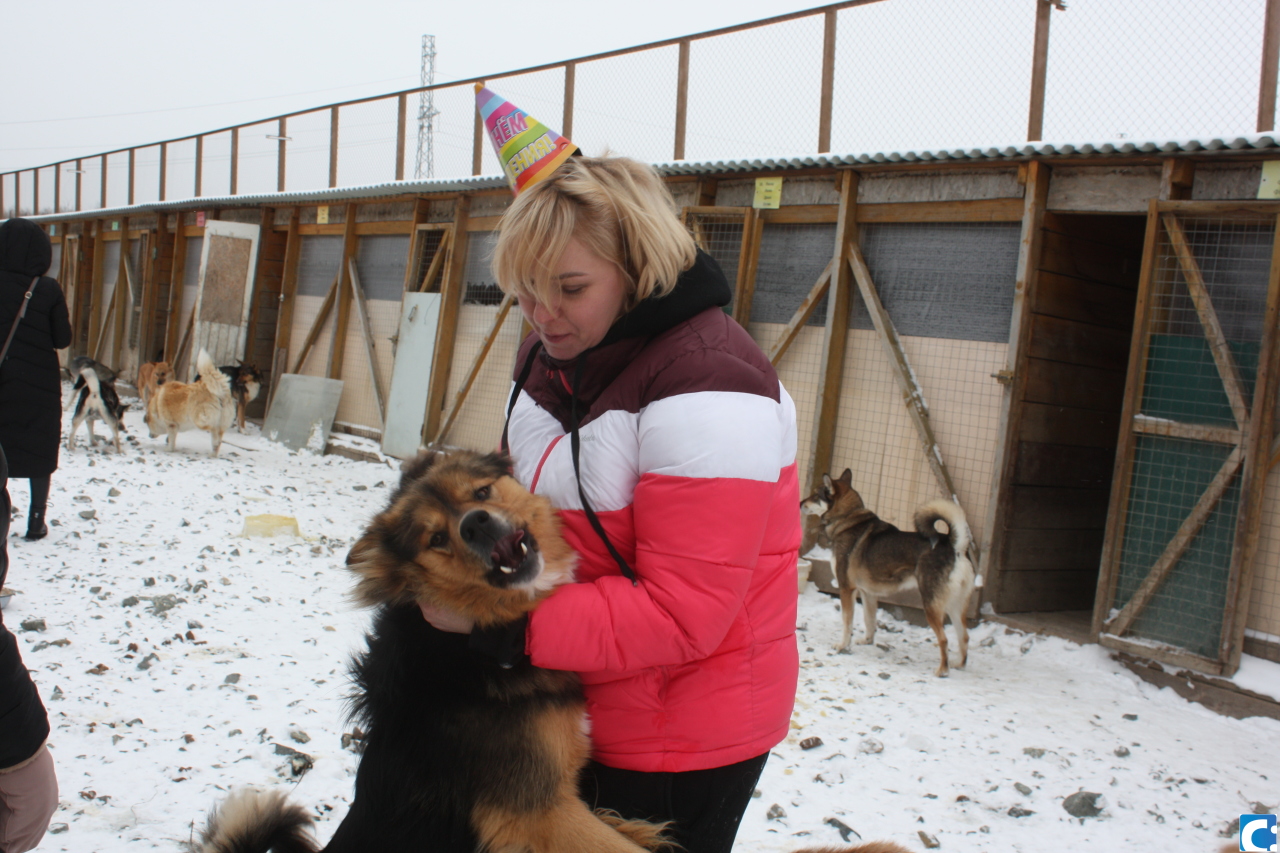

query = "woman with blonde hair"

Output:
[[425, 153, 801, 853]]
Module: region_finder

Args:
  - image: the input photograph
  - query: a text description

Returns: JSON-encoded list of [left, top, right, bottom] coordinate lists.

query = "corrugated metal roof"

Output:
[[21, 133, 1279, 223]]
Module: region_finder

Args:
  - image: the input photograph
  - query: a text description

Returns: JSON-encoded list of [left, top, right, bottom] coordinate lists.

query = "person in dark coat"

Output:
[[0, 443, 60, 853], [0, 218, 72, 541]]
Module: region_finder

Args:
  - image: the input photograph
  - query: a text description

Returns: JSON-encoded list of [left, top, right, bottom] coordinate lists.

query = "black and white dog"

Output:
[[66, 356, 128, 454]]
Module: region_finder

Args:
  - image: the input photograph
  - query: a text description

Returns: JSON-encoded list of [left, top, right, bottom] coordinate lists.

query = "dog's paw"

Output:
[[595, 809, 674, 851], [835, 644, 852, 655], [855, 637, 874, 646]]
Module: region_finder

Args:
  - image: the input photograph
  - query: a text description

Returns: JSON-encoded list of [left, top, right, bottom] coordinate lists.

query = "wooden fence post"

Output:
[[1260, 0, 1280, 132], [1027, 0, 1054, 142], [818, 8, 837, 154], [329, 107, 340, 189], [277, 118, 288, 192], [195, 136, 204, 197], [396, 93, 408, 181], [674, 40, 691, 161], [563, 62, 576, 139], [230, 127, 240, 195]]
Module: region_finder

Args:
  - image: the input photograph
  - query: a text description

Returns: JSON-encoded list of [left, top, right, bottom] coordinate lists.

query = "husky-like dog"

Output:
[[802, 469, 976, 677], [197, 450, 672, 853], [66, 356, 127, 454], [145, 349, 234, 456]]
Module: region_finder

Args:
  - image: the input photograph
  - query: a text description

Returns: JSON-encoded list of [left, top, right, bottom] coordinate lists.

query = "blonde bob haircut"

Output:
[[492, 155, 697, 310]]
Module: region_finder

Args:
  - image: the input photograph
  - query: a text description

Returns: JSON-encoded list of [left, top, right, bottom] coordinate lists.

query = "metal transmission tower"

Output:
[[414, 35, 440, 180]]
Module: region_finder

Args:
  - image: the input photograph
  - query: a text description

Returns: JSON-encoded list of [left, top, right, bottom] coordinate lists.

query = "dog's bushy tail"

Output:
[[914, 499, 971, 556], [197, 789, 318, 853], [196, 349, 233, 401]]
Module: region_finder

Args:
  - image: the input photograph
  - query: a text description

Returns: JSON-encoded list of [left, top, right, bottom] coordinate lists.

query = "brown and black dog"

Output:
[[802, 469, 976, 677], [135, 360, 174, 409], [217, 362, 264, 432], [197, 449, 671, 853]]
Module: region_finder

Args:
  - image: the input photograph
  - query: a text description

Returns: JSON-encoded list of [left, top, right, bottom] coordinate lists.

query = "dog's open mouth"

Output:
[[488, 529, 540, 586]]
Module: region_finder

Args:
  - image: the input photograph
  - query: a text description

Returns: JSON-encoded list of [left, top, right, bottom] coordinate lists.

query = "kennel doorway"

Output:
[[986, 212, 1146, 623]]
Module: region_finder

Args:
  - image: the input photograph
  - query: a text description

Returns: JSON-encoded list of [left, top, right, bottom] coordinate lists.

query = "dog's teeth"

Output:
[[517, 541, 528, 558], [499, 564, 516, 574]]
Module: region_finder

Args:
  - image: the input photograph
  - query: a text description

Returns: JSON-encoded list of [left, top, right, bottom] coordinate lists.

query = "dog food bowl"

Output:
[[797, 558, 811, 593], [241, 514, 302, 538]]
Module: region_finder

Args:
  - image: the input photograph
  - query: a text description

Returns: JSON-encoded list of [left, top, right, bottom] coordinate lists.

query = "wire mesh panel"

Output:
[[462, 230, 502, 306], [686, 210, 746, 315], [441, 307, 524, 453], [1045, 0, 1263, 141], [282, 110, 332, 193], [97, 240, 122, 365], [334, 235, 410, 429], [336, 99, 400, 189], [57, 164, 77, 213], [408, 228, 449, 292], [132, 146, 161, 207], [164, 139, 197, 204], [287, 235, 344, 378], [427, 83, 485, 180], [236, 121, 281, 196], [830, 222, 1018, 550], [575, 47, 679, 163], [1105, 211, 1278, 671]]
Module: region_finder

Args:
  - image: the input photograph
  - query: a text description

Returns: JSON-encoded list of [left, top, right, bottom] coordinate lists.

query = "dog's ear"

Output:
[[396, 450, 442, 496], [346, 515, 420, 607]]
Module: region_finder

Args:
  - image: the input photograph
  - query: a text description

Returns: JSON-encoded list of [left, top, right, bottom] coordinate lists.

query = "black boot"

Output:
[[24, 509, 47, 541]]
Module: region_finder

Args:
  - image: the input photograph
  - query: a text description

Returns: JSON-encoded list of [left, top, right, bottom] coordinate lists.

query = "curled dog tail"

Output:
[[196, 348, 233, 401], [914, 499, 971, 556], [198, 789, 318, 853]]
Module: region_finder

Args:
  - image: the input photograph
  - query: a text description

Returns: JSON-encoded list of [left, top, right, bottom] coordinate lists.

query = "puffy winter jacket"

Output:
[[506, 250, 801, 773]]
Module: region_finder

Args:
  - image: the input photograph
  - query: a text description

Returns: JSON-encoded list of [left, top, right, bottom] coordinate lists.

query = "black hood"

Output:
[[595, 248, 731, 349], [0, 219, 52, 278]]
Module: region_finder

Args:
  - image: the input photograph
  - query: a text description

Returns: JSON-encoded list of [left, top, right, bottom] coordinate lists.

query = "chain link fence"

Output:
[[4, 0, 1276, 217]]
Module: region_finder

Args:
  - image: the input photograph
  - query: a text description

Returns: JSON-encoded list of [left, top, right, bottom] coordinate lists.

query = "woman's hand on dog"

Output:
[[419, 600, 474, 634]]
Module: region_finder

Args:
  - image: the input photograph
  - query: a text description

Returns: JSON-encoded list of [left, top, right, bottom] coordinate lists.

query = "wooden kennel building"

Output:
[[22, 139, 1280, 679]]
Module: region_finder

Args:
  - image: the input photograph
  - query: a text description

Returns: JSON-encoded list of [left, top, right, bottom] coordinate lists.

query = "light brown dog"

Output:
[[145, 349, 233, 456], [135, 360, 174, 409]]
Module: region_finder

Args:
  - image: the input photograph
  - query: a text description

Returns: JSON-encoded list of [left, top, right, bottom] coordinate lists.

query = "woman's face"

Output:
[[518, 237, 629, 361]]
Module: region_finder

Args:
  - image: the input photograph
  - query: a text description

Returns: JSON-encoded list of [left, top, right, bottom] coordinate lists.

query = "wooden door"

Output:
[[381, 292, 442, 459], [191, 220, 260, 374], [1095, 201, 1280, 676]]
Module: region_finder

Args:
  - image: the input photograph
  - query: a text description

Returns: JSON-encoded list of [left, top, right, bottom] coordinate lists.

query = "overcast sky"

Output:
[[1, 0, 836, 175]]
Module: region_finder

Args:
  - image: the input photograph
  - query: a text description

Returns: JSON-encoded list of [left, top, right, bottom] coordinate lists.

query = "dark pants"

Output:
[[579, 752, 769, 853]]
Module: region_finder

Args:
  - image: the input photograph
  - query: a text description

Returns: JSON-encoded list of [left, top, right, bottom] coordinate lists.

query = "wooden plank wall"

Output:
[[997, 213, 1144, 612], [245, 220, 288, 419]]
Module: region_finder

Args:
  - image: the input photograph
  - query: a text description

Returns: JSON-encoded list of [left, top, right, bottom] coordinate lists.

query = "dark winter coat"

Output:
[[0, 218, 72, 479], [0, 443, 52, 770]]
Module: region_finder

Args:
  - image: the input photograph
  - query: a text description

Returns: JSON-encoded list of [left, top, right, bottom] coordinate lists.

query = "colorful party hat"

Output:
[[475, 84, 578, 195]]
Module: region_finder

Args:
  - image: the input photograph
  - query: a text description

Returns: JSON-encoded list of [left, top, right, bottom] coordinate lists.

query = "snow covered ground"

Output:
[[2, 394, 1277, 852]]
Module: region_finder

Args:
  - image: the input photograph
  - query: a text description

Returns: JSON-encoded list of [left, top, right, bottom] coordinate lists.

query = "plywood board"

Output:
[[262, 374, 344, 452]]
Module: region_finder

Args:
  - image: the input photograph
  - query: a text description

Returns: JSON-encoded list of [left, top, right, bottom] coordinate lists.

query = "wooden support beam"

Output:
[[807, 170, 858, 493], [1094, 199, 1163, 637], [396, 93, 408, 182], [1260, 0, 1280, 132], [1159, 159, 1194, 201], [818, 8, 836, 153], [674, 40, 690, 161], [164, 214, 189, 362], [347, 257, 387, 428], [92, 283, 119, 364], [423, 196, 471, 443], [76, 158, 83, 211], [100, 154, 108, 209], [418, 227, 452, 293], [158, 144, 166, 202], [1027, 0, 1054, 142], [1104, 444, 1245, 638], [174, 305, 196, 377], [87, 223, 106, 356], [267, 208, 302, 416], [768, 261, 833, 365], [112, 219, 131, 368], [734, 211, 764, 328], [1162, 213, 1251, 430], [982, 160, 1051, 608], [127, 149, 135, 206], [1220, 212, 1280, 674], [401, 200, 433, 292], [243, 207, 275, 362], [431, 292, 516, 446], [1133, 414, 1240, 446], [327, 204, 359, 379], [292, 272, 341, 374], [54, 161, 60, 214]]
